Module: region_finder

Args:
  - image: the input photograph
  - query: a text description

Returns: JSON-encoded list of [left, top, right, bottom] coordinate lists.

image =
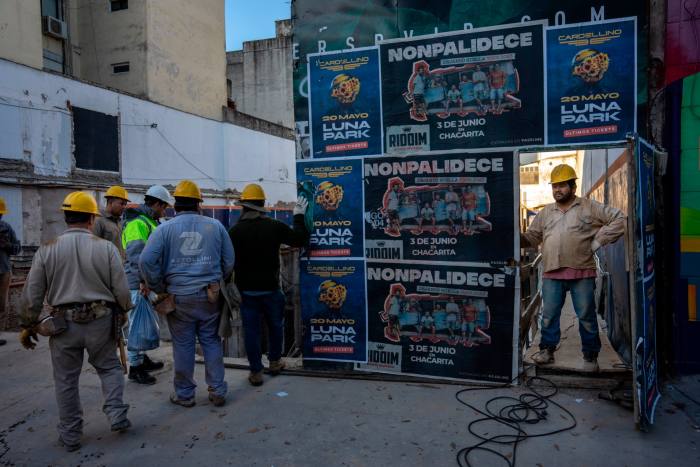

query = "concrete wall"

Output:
[[227, 51, 244, 105], [75, 0, 148, 97], [0, 58, 296, 247], [0, 0, 42, 69], [227, 20, 294, 128], [1, 0, 225, 120], [146, 0, 227, 120]]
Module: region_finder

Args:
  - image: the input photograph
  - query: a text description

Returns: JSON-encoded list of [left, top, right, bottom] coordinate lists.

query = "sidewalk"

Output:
[[0, 331, 698, 466]]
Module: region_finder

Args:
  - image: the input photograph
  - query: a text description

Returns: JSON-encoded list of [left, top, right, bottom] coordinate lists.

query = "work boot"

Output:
[[532, 348, 555, 365], [248, 371, 264, 387], [582, 356, 600, 373], [208, 391, 226, 407], [129, 365, 157, 385], [141, 354, 165, 372], [169, 393, 195, 408], [111, 418, 132, 433], [57, 437, 81, 452], [268, 359, 286, 376]]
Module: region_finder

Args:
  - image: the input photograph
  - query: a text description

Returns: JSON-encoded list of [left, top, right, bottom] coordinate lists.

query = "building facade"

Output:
[[226, 19, 294, 128], [0, 0, 226, 120]]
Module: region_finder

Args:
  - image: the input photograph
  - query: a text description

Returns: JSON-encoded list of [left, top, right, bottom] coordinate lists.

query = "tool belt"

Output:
[[36, 309, 68, 337], [56, 301, 113, 323]]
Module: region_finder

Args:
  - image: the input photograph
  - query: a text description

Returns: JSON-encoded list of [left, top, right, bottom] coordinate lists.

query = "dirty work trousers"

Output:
[[167, 290, 226, 400], [539, 277, 601, 358], [240, 290, 285, 373], [49, 314, 129, 446]]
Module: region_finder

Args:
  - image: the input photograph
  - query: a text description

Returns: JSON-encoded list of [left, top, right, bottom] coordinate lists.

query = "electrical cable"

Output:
[[0, 99, 71, 115], [454, 373, 577, 467], [153, 127, 225, 190]]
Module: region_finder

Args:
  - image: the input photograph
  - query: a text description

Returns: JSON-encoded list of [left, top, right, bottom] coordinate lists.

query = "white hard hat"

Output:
[[145, 185, 174, 205]]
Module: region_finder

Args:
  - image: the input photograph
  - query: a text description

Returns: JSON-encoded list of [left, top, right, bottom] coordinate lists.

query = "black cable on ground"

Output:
[[455, 374, 577, 467]]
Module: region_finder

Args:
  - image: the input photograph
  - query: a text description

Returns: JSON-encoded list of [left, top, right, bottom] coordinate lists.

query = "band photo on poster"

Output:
[[362, 263, 517, 381], [380, 21, 546, 153], [363, 152, 516, 264]]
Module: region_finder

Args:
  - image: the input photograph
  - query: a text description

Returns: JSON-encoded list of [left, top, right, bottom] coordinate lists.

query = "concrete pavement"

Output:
[[0, 331, 698, 467]]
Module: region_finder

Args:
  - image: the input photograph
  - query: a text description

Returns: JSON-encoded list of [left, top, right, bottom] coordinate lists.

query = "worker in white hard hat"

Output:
[[121, 185, 173, 384], [521, 164, 625, 372], [0, 196, 21, 346]]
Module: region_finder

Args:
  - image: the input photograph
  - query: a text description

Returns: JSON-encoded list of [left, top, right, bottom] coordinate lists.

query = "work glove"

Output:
[[19, 328, 39, 350], [293, 196, 309, 216]]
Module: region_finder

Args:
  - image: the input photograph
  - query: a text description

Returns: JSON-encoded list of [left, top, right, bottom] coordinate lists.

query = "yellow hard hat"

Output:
[[173, 180, 203, 201], [105, 185, 130, 201], [0, 197, 6, 215], [61, 192, 101, 215], [240, 183, 266, 201], [550, 164, 578, 184]]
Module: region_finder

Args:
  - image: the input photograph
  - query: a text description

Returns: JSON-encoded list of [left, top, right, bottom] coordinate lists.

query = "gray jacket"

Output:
[[21, 228, 132, 326]]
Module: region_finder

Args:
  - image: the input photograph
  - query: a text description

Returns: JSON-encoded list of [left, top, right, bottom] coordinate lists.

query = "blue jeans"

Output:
[[540, 278, 601, 358], [240, 290, 285, 373], [167, 290, 227, 399]]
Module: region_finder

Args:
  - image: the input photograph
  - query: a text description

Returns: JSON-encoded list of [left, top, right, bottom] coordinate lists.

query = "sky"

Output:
[[225, 0, 292, 51]]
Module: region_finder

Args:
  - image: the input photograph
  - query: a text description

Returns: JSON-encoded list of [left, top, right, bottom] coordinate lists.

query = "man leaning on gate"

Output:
[[521, 164, 625, 372]]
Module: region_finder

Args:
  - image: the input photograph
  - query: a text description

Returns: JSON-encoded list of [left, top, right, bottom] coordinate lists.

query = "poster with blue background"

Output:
[[308, 47, 382, 158], [634, 138, 660, 429], [300, 259, 367, 362], [546, 18, 636, 145], [297, 159, 364, 258]]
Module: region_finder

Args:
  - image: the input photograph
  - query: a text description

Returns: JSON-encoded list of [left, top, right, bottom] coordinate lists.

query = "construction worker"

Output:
[[121, 185, 173, 384], [140, 180, 234, 407], [521, 164, 625, 372], [0, 196, 21, 346], [19, 192, 132, 451], [93, 186, 129, 256], [228, 184, 309, 387]]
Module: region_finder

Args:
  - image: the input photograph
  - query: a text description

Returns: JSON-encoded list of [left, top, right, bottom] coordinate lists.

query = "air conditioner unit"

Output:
[[42, 16, 67, 40]]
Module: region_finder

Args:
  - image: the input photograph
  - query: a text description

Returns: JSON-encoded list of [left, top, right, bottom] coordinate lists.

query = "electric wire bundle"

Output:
[[455, 376, 577, 467]]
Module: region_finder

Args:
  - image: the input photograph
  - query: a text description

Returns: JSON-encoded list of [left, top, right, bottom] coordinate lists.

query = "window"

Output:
[[72, 107, 119, 172], [43, 49, 63, 73], [110, 0, 128, 12], [111, 62, 130, 74], [41, 0, 62, 19], [520, 166, 539, 185]]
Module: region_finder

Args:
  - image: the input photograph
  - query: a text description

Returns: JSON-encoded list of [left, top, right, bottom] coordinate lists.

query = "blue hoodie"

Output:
[[139, 212, 234, 295]]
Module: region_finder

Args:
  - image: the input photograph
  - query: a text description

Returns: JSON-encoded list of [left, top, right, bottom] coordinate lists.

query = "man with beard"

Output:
[[521, 164, 624, 372]]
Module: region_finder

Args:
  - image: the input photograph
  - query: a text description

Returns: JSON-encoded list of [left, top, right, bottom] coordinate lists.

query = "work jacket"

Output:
[[228, 211, 309, 292], [521, 196, 625, 273], [20, 228, 132, 326], [139, 211, 234, 296], [93, 211, 124, 256], [121, 205, 158, 289]]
